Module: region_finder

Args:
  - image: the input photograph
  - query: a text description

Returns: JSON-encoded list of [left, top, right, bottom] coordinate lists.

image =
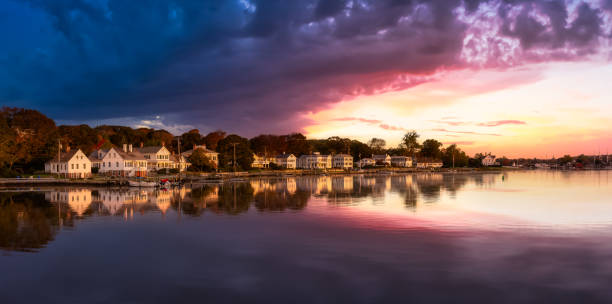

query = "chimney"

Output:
[[129, 144, 133, 153], [162, 141, 165, 147], [140, 142, 144, 148], [123, 144, 127, 153], [66, 146, 71, 153], [98, 150, 102, 159], [193, 144, 196, 150]]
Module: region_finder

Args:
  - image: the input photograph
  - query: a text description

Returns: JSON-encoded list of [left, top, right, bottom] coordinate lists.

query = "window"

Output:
[[116, 162, 119, 167], [103, 162, 105, 167], [76, 164, 79, 169], [84, 164, 87, 169], [71, 164, 74, 169]]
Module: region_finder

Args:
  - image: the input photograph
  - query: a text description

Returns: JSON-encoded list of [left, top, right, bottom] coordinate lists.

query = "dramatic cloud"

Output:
[[1, 0, 610, 134]]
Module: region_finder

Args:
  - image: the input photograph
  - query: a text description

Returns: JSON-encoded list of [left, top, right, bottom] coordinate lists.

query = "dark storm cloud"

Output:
[[0, 0, 609, 134]]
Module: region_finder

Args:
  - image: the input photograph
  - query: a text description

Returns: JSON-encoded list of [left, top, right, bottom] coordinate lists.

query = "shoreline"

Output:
[[0, 167, 530, 187]]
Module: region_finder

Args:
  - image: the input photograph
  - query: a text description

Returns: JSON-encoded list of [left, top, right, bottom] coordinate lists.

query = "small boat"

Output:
[[128, 180, 157, 187]]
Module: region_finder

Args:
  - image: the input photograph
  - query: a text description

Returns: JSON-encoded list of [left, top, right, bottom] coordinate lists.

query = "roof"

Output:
[[170, 154, 189, 162], [391, 155, 411, 159], [333, 154, 353, 158], [416, 158, 443, 163], [372, 154, 390, 158], [137, 146, 165, 154], [360, 158, 374, 161], [275, 154, 295, 159], [48, 149, 80, 163], [182, 147, 218, 158], [88, 149, 109, 161], [117, 149, 146, 161]]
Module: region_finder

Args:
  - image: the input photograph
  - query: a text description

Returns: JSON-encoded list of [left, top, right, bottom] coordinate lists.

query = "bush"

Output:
[[92, 167, 100, 174]]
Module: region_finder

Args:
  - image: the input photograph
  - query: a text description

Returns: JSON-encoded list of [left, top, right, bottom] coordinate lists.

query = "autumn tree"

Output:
[[203, 130, 226, 151], [188, 148, 216, 172], [217, 134, 254, 171], [420, 139, 443, 158]]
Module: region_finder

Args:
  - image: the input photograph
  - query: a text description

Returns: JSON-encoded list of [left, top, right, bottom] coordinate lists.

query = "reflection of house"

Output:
[[272, 154, 297, 169], [357, 158, 376, 167], [45, 189, 92, 216], [297, 152, 331, 169], [95, 145, 148, 177], [332, 154, 354, 169], [332, 176, 354, 192], [482, 154, 496, 166], [372, 154, 391, 165], [182, 145, 219, 167], [416, 158, 443, 169], [391, 156, 412, 167], [44, 148, 92, 178]]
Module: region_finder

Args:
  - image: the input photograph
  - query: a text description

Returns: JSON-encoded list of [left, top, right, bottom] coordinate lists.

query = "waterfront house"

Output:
[[137, 144, 175, 172], [181, 144, 219, 167], [482, 154, 496, 166], [171, 154, 190, 171], [391, 156, 413, 167], [88, 148, 109, 169], [357, 158, 376, 168], [251, 154, 271, 169], [44, 147, 92, 178], [97, 145, 148, 177], [416, 158, 443, 169], [297, 152, 332, 169], [332, 154, 354, 169], [272, 153, 297, 169], [372, 154, 392, 166]]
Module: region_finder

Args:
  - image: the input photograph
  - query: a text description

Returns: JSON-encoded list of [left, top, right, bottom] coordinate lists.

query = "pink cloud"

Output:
[[379, 124, 406, 131], [430, 120, 469, 126], [333, 117, 382, 124], [432, 128, 501, 136], [477, 120, 527, 127]]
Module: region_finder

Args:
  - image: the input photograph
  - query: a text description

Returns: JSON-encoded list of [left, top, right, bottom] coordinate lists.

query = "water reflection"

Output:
[[2, 171, 612, 253]]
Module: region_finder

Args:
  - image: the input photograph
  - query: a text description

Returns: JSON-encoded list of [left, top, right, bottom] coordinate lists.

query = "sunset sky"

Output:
[[2, 0, 612, 157]]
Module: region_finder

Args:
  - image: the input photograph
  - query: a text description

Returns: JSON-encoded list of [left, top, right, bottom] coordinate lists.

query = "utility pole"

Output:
[[231, 143, 238, 173], [57, 139, 61, 179], [177, 137, 181, 181]]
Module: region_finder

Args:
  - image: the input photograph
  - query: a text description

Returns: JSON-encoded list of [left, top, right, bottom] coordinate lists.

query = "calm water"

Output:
[[1, 171, 612, 303]]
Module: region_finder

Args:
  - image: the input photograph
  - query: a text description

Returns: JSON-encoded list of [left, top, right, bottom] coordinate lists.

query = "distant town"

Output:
[[0, 107, 610, 179]]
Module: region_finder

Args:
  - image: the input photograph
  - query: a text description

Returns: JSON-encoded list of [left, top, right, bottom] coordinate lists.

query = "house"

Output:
[[272, 153, 297, 169], [44, 147, 92, 178], [372, 154, 391, 166], [181, 144, 219, 167], [416, 158, 443, 169], [391, 156, 413, 167], [332, 154, 354, 169], [88, 148, 109, 169], [137, 145, 175, 171], [482, 154, 496, 166], [297, 152, 331, 169], [97, 144, 148, 177], [251, 154, 272, 168], [44, 189, 92, 216], [171, 154, 190, 172], [357, 158, 376, 168]]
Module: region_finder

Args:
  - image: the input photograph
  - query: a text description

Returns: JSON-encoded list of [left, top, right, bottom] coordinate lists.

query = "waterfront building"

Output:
[[96, 145, 148, 177], [272, 153, 297, 169], [44, 147, 92, 178], [416, 158, 443, 169], [297, 152, 332, 169], [332, 154, 354, 169], [391, 156, 413, 167], [482, 154, 496, 166], [251, 154, 271, 168], [44, 189, 93, 216], [137, 145, 175, 171], [357, 158, 376, 167], [372, 154, 392, 166], [181, 145, 219, 167]]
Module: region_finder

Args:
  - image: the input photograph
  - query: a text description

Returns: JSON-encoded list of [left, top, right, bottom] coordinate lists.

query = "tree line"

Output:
[[0, 107, 496, 176]]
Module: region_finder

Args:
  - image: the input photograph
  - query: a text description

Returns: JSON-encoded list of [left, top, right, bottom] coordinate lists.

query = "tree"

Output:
[[559, 155, 573, 165], [189, 148, 216, 172], [368, 138, 386, 154], [217, 134, 253, 171], [349, 140, 371, 160], [441, 144, 469, 167], [284, 133, 311, 156], [420, 139, 443, 158], [180, 129, 202, 152], [400, 131, 421, 156], [203, 130, 226, 151], [326, 136, 351, 154]]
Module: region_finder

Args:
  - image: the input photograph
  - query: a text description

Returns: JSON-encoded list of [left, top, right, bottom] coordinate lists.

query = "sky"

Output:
[[1, 0, 612, 158]]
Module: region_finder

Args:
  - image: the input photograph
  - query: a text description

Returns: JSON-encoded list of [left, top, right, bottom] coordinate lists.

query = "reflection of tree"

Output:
[[215, 183, 254, 215], [254, 190, 309, 211], [0, 192, 73, 252], [180, 185, 219, 216]]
